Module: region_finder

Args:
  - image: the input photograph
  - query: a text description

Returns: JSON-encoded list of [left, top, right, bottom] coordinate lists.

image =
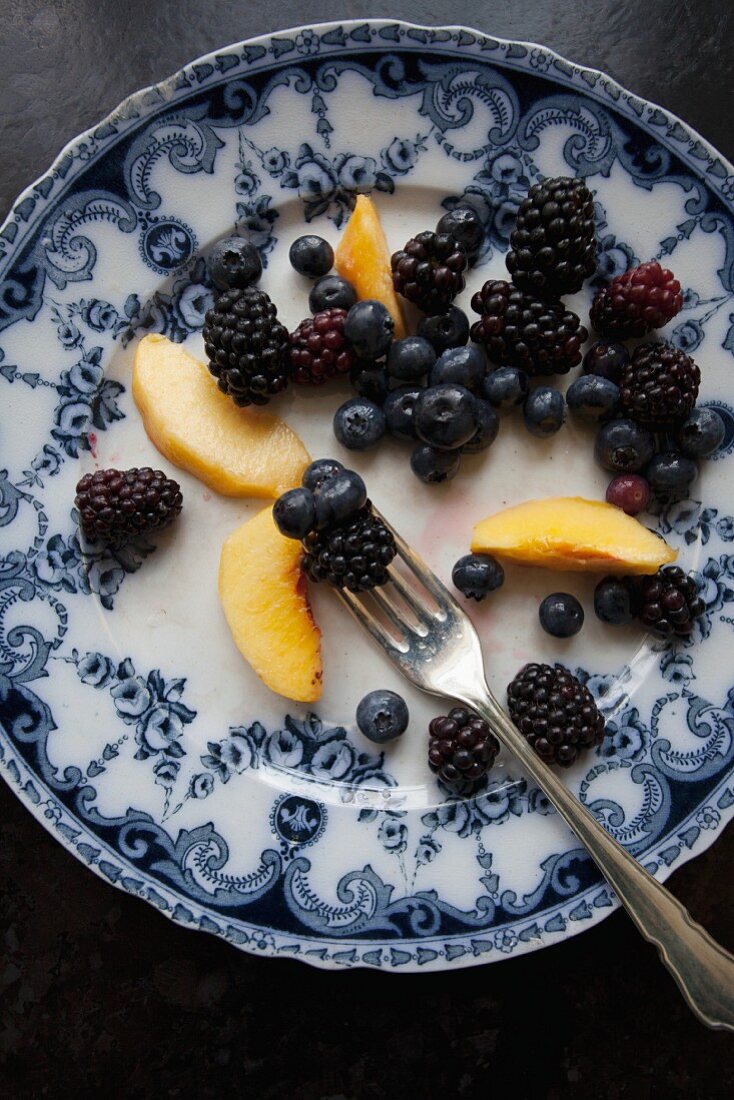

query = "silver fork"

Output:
[[337, 511, 734, 1030]]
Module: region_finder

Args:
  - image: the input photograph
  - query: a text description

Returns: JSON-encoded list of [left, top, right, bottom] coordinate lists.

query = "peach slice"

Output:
[[471, 497, 677, 574], [219, 506, 322, 703], [132, 334, 309, 498], [335, 194, 406, 338]]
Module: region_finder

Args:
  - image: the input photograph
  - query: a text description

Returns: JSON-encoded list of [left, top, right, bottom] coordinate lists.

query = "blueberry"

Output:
[[463, 399, 499, 453], [273, 487, 315, 539], [410, 444, 461, 484], [350, 363, 389, 404], [645, 451, 698, 499], [539, 592, 584, 637], [333, 398, 386, 450], [302, 458, 344, 492], [430, 346, 487, 394], [593, 576, 638, 625], [566, 375, 620, 422], [452, 553, 505, 600], [418, 306, 470, 353], [482, 366, 529, 410], [309, 275, 357, 313], [523, 387, 565, 437], [356, 689, 409, 743], [289, 235, 334, 278], [676, 406, 726, 458], [583, 340, 629, 384], [384, 385, 423, 441], [605, 474, 651, 515], [387, 337, 436, 382], [207, 236, 262, 290], [344, 300, 394, 360], [595, 419, 655, 472], [436, 206, 484, 257], [415, 384, 477, 450], [313, 470, 367, 529]]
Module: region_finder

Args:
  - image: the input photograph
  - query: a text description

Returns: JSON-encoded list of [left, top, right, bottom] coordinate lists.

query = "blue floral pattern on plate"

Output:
[[1, 20, 734, 971]]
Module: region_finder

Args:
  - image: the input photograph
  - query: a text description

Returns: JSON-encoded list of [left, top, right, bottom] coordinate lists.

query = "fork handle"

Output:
[[465, 688, 734, 1032]]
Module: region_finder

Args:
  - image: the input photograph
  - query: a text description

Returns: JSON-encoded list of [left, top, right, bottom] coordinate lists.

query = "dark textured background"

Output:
[[2, 3, 733, 1096]]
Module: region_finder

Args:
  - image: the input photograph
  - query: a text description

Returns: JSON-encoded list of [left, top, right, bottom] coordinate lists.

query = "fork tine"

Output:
[[385, 565, 434, 624], [338, 586, 409, 655], [368, 583, 424, 638], [379, 513, 456, 610]]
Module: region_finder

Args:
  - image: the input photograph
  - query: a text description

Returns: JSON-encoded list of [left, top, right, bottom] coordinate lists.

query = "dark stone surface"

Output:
[[1, 3, 733, 1096]]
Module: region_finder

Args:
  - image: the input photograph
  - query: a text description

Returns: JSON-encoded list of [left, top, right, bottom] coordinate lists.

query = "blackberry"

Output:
[[619, 342, 700, 428], [289, 308, 354, 385], [470, 280, 587, 376], [428, 707, 500, 786], [75, 467, 182, 548], [506, 176, 597, 298], [507, 663, 606, 767], [302, 505, 397, 592], [203, 287, 289, 406], [391, 231, 468, 314], [590, 261, 683, 339], [638, 565, 705, 638]]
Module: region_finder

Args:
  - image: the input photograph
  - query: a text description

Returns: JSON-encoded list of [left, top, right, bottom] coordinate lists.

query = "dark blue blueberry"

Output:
[[583, 340, 629, 384], [356, 689, 409, 743], [273, 487, 315, 539], [418, 306, 470, 353], [344, 300, 394, 360], [333, 398, 386, 450], [566, 375, 620, 422], [539, 592, 584, 637], [482, 366, 529, 410], [410, 444, 461, 484], [645, 451, 698, 500], [593, 576, 638, 625], [452, 553, 505, 600], [595, 419, 655, 472], [436, 206, 484, 257], [313, 470, 367, 529], [415, 384, 477, 450], [289, 235, 334, 278], [430, 346, 487, 394], [463, 399, 499, 454], [523, 387, 565, 437], [350, 363, 389, 404], [384, 385, 423, 441], [207, 236, 262, 290], [309, 275, 357, 313], [676, 407, 726, 458], [387, 337, 436, 381], [302, 458, 344, 492]]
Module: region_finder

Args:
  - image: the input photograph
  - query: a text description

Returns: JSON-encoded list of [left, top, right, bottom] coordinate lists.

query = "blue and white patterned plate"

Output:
[[2, 20, 734, 972]]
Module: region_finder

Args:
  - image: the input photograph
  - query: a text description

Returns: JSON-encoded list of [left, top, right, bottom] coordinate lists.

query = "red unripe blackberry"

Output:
[[591, 261, 683, 339]]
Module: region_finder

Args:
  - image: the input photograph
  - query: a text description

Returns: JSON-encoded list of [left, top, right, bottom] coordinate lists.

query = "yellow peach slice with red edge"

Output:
[[335, 194, 406, 338], [132, 334, 309, 498], [219, 505, 322, 703], [471, 497, 676, 574]]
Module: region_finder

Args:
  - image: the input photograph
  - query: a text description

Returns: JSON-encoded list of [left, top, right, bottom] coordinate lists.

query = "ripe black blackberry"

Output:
[[391, 231, 467, 314], [638, 566, 705, 638], [506, 176, 597, 298], [289, 308, 355, 385], [590, 261, 683, 339], [428, 707, 500, 786], [203, 287, 289, 406], [470, 279, 587, 375], [301, 505, 397, 592], [507, 663, 606, 767], [619, 341, 700, 428], [75, 467, 182, 547]]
